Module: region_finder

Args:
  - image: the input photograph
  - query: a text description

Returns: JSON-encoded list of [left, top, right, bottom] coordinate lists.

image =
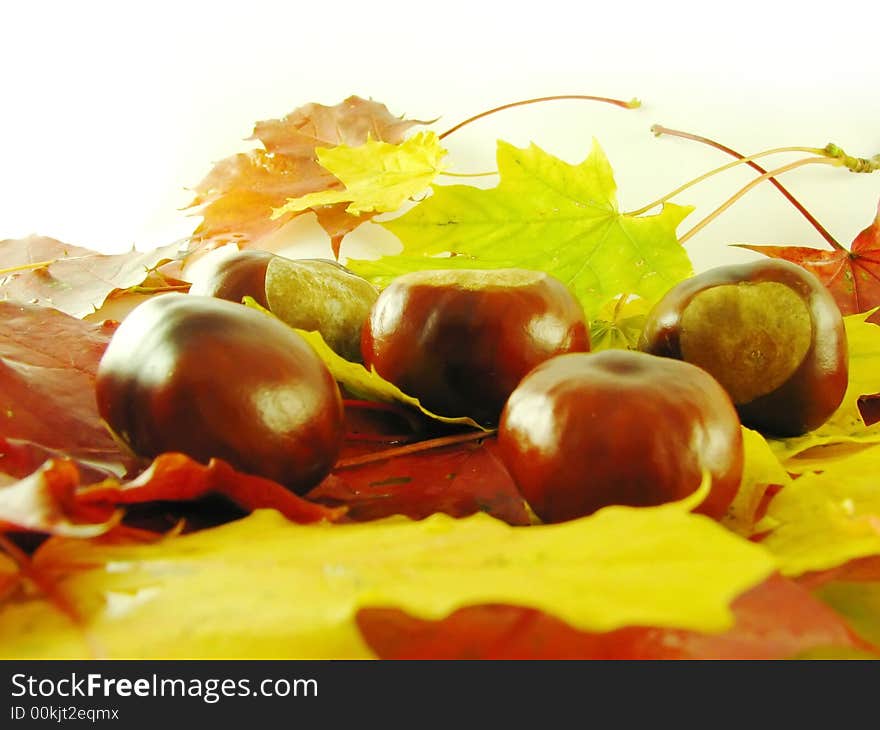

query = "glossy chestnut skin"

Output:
[[361, 269, 590, 424], [95, 294, 344, 494], [638, 259, 848, 436], [188, 250, 378, 361], [188, 249, 274, 307], [498, 350, 744, 523]]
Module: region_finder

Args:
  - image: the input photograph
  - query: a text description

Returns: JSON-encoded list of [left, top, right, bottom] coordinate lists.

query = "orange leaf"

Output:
[[187, 96, 428, 259], [0, 460, 118, 537], [77, 452, 344, 525]]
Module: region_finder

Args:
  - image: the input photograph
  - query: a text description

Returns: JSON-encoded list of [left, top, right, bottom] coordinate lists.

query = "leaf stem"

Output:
[[333, 429, 497, 470], [437, 94, 641, 140], [679, 157, 840, 245], [823, 144, 880, 173], [0, 259, 57, 276], [439, 170, 499, 178], [612, 293, 631, 321], [344, 432, 419, 444], [125, 284, 191, 294], [651, 124, 844, 251], [626, 146, 827, 217]]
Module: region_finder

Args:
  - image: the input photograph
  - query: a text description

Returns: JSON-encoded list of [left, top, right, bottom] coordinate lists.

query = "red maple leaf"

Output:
[[309, 437, 529, 525], [357, 574, 876, 659], [0, 302, 125, 466], [737, 201, 880, 315]]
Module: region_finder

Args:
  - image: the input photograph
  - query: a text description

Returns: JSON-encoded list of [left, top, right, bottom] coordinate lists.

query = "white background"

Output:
[[2, 0, 878, 273]]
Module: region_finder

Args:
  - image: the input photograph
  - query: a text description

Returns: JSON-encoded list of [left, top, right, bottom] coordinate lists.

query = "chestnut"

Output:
[[95, 293, 344, 494], [264, 256, 378, 362], [188, 249, 274, 308], [188, 250, 378, 362], [361, 268, 590, 424], [638, 259, 847, 436], [497, 350, 744, 523]]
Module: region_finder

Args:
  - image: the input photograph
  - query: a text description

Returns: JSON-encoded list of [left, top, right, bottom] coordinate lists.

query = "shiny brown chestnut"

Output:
[[188, 249, 274, 307], [361, 268, 590, 424], [95, 293, 344, 494], [638, 259, 848, 436], [188, 250, 378, 361], [498, 350, 744, 523]]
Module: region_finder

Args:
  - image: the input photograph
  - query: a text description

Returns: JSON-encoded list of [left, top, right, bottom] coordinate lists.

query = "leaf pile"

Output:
[[3, 94, 880, 660], [187, 96, 429, 258], [351, 139, 694, 319]]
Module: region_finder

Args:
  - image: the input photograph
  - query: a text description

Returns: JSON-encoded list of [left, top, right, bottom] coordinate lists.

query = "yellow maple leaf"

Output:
[[756, 444, 880, 576], [272, 132, 446, 217], [723, 427, 792, 537], [768, 310, 880, 461], [0, 500, 775, 658]]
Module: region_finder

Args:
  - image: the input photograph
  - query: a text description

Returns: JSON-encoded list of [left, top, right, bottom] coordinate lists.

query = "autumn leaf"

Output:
[[0, 554, 18, 603], [76, 452, 343, 525], [588, 295, 651, 351], [272, 132, 446, 216], [756, 444, 880, 577], [187, 96, 429, 258], [0, 437, 118, 485], [0, 236, 181, 318], [2, 449, 340, 538], [309, 437, 529, 525], [0, 459, 119, 537], [723, 427, 792, 537], [736, 200, 880, 316], [814, 580, 880, 649], [356, 574, 874, 659], [82, 268, 191, 325], [768, 310, 880, 461], [0, 498, 776, 658], [349, 139, 694, 318], [251, 96, 425, 157], [0, 302, 126, 466]]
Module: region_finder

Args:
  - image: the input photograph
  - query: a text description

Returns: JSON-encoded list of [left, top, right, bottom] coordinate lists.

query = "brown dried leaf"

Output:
[[0, 302, 126, 466], [0, 236, 181, 318]]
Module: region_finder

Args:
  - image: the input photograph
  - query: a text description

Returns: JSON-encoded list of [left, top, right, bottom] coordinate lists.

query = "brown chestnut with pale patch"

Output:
[[361, 268, 590, 425], [638, 259, 847, 437], [95, 294, 344, 494], [188, 249, 274, 308], [498, 350, 744, 523], [188, 250, 378, 361]]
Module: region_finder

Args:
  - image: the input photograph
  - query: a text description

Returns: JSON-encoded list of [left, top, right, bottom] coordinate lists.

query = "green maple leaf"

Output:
[[350, 139, 694, 318], [272, 131, 446, 217]]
